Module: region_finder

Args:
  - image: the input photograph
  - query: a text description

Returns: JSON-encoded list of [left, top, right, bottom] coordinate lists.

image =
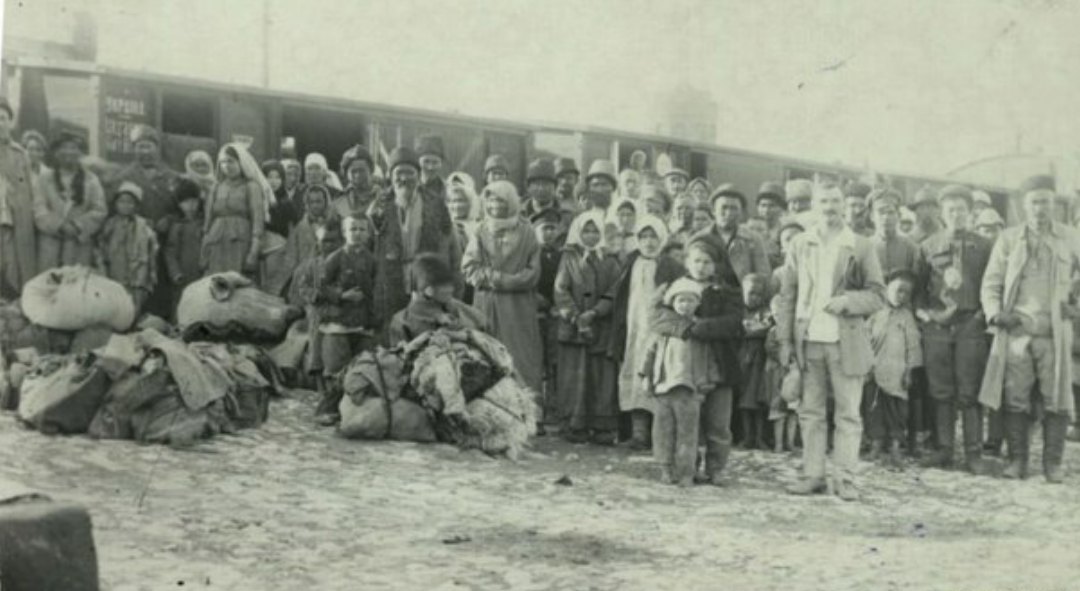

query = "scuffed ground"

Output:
[[1, 390, 1078, 591]]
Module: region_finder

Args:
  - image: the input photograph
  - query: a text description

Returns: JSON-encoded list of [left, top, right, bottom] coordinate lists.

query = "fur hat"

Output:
[[414, 134, 445, 160], [339, 144, 374, 177], [663, 277, 703, 306], [785, 179, 813, 202], [387, 146, 420, 175], [757, 181, 786, 206], [1018, 174, 1055, 195], [484, 154, 510, 176], [411, 254, 455, 291], [555, 157, 579, 178], [526, 158, 556, 184], [48, 130, 87, 153], [174, 177, 202, 204], [115, 180, 144, 202]]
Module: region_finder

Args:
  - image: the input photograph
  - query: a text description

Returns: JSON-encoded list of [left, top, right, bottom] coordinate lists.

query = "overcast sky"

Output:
[[6, 0, 1079, 179]]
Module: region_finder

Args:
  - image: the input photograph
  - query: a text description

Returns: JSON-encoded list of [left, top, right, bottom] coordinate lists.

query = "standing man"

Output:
[[554, 157, 581, 214], [909, 187, 943, 244], [283, 157, 305, 210], [334, 145, 378, 219], [980, 175, 1080, 483], [663, 167, 689, 201], [693, 188, 771, 282], [521, 158, 573, 240], [756, 181, 787, 268], [0, 97, 37, 297], [785, 179, 814, 216], [584, 160, 618, 212], [415, 134, 446, 199], [777, 181, 885, 501], [843, 182, 874, 236], [914, 185, 993, 474]]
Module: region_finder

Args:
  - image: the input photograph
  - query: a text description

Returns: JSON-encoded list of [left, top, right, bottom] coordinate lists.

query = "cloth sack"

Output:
[[21, 266, 135, 332], [18, 354, 110, 434], [177, 272, 299, 341], [338, 396, 436, 442]]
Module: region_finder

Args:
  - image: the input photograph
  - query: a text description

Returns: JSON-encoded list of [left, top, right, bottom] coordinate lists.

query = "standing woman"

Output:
[[0, 99, 38, 297], [462, 180, 543, 393], [260, 159, 299, 295], [553, 210, 623, 444], [201, 143, 269, 277], [20, 130, 49, 177], [33, 131, 107, 271], [184, 150, 217, 200]]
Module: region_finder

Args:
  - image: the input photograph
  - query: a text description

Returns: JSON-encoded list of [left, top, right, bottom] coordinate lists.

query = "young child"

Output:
[[644, 277, 720, 486], [767, 293, 799, 453], [606, 198, 638, 262], [662, 241, 686, 267], [387, 254, 486, 344], [533, 210, 565, 432], [553, 211, 622, 444], [868, 269, 923, 468], [691, 204, 714, 234], [314, 214, 378, 425], [737, 273, 773, 450], [96, 181, 158, 314], [164, 177, 205, 316], [289, 218, 343, 392]]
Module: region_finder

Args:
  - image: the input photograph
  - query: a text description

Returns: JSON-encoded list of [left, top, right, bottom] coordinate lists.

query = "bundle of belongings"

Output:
[[177, 272, 301, 342], [9, 326, 280, 445], [21, 265, 136, 332], [337, 327, 538, 459]]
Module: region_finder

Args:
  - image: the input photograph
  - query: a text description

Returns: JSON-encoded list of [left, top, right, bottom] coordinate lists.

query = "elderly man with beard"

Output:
[[980, 175, 1080, 483], [777, 181, 885, 501], [367, 146, 461, 332]]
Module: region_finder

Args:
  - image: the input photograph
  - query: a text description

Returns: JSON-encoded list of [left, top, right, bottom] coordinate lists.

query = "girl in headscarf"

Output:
[[96, 181, 158, 313], [609, 214, 685, 449], [260, 159, 300, 295], [304, 153, 343, 197], [687, 177, 711, 209], [446, 171, 481, 246], [461, 180, 543, 394], [20, 130, 49, 176], [553, 209, 623, 444], [284, 184, 341, 285], [201, 142, 270, 277], [184, 150, 216, 199], [606, 197, 638, 262], [33, 132, 107, 271]]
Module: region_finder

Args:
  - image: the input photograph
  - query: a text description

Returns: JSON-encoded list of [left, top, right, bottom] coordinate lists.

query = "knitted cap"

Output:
[[663, 277, 703, 306]]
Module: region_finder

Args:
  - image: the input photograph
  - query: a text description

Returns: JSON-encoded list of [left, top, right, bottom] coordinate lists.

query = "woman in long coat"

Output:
[[33, 132, 107, 271], [462, 180, 543, 393], [553, 210, 623, 444], [202, 143, 269, 277]]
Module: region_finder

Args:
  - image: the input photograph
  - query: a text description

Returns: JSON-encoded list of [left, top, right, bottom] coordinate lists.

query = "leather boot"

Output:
[[1043, 413, 1068, 484], [920, 401, 956, 468], [1002, 411, 1030, 480], [314, 378, 343, 426], [628, 411, 651, 451], [961, 407, 991, 476], [705, 443, 732, 486]]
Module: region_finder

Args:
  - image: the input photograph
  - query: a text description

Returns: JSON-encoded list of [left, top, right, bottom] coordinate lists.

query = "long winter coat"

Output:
[[0, 141, 38, 291], [979, 223, 1080, 419], [33, 167, 107, 271], [462, 218, 544, 392]]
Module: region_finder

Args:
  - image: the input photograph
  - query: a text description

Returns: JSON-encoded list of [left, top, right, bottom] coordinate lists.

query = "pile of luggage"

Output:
[[0, 268, 293, 446], [337, 328, 538, 459]]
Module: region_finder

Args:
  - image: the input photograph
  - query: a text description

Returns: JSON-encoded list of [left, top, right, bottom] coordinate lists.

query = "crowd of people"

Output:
[[1, 93, 1077, 500]]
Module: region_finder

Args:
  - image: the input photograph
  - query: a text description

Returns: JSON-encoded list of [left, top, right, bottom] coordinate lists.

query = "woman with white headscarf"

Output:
[[608, 214, 685, 448], [201, 142, 272, 276], [184, 149, 216, 200], [461, 180, 544, 393], [446, 171, 482, 244], [304, 153, 343, 196]]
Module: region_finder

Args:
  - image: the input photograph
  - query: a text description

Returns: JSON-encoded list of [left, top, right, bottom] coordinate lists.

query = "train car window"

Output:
[[162, 92, 215, 138]]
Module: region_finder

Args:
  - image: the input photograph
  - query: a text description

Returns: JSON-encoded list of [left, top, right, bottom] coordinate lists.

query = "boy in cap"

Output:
[[554, 157, 581, 214], [533, 208, 565, 431], [974, 208, 1005, 244], [909, 186, 943, 244], [387, 254, 486, 345], [585, 160, 618, 211], [96, 181, 159, 314], [483, 154, 510, 186], [843, 182, 874, 236], [980, 175, 1080, 483], [522, 158, 573, 239], [663, 168, 689, 200], [784, 179, 813, 215], [915, 185, 993, 474]]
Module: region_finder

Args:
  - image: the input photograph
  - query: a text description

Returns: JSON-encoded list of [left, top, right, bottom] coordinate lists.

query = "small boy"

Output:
[[867, 269, 923, 468], [164, 177, 204, 316], [290, 219, 343, 394], [314, 214, 378, 425], [533, 210, 564, 432], [388, 254, 486, 345], [96, 181, 158, 314], [738, 274, 773, 450]]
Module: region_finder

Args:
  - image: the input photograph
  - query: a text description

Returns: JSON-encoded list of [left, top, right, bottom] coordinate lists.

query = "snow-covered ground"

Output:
[[1, 390, 1078, 591]]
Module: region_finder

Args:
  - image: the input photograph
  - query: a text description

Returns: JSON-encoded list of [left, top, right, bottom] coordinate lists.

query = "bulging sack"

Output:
[[177, 272, 299, 341], [18, 355, 110, 434], [20, 266, 135, 332], [338, 396, 436, 442]]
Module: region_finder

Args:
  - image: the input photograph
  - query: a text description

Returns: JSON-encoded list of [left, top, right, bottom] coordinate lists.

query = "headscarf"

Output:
[[447, 171, 482, 222], [302, 184, 332, 222], [261, 159, 288, 200], [304, 153, 337, 188], [687, 177, 711, 195], [635, 213, 670, 255], [185, 150, 216, 192], [565, 209, 607, 256], [606, 196, 637, 234], [480, 180, 521, 234], [216, 142, 275, 221]]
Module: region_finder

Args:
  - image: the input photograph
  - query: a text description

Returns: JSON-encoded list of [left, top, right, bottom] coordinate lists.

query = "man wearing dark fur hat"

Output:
[[387, 254, 486, 344], [334, 144, 379, 219]]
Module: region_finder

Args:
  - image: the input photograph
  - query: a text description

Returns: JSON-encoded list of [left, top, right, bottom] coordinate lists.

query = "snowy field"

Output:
[[1, 390, 1078, 591]]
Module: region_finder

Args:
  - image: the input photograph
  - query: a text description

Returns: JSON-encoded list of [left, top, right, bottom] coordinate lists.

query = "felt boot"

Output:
[[920, 401, 956, 469], [628, 410, 652, 451], [961, 408, 991, 476], [314, 377, 342, 426], [1002, 411, 1030, 480], [1043, 413, 1068, 484]]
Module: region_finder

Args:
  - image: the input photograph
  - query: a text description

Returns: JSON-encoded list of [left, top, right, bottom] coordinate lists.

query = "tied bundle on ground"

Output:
[[337, 328, 538, 458], [20, 266, 135, 332], [177, 272, 302, 342]]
